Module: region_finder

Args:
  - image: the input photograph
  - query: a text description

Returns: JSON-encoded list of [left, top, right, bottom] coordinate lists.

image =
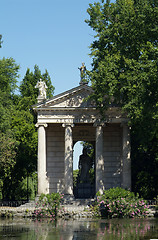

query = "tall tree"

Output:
[[0, 60, 55, 199], [0, 57, 19, 199], [86, 0, 158, 198], [20, 65, 54, 107], [8, 65, 55, 200], [0, 57, 19, 135], [0, 57, 19, 95]]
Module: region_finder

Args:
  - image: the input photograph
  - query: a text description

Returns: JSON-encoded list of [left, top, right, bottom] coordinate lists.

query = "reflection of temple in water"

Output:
[[0, 218, 156, 239]]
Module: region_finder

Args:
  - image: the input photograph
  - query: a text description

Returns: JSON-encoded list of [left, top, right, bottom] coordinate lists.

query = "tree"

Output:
[[20, 65, 54, 108], [17, 65, 55, 177], [0, 57, 19, 94], [0, 59, 55, 200], [86, 0, 158, 198], [0, 57, 19, 199], [8, 65, 55, 200]]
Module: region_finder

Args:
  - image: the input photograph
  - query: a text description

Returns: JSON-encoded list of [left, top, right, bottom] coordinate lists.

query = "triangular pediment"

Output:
[[34, 84, 96, 109]]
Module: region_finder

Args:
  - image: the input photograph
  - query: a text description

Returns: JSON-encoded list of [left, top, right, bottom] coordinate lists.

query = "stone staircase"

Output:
[[18, 197, 95, 211], [60, 198, 95, 214], [17, 200, 36, 209]]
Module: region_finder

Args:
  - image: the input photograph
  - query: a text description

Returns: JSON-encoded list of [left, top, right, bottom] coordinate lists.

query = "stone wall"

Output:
[[46, 124, 65, 193], [102, 124, 122, 189], [46, 123, 122, 194]]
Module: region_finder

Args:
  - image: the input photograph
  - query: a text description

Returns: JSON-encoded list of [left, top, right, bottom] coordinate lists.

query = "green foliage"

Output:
[[0, 179, 3, 200], [0, 92, 15, 133], [0, 58, 19, 133], [13, 173, 37, 200], [34, 193, 63, 220], [11, 110, 38, 173], [73, 169, 79, 187], [20, 65, 54, 106], [87, 0, 158, 123], [0, 57, 19, 94], [86, 0, 158, 198], [96, 187, 137, 200], [153, 195, 158, 211], [98, 198, 149, 218], [89, 168, 95, 184], [0, 132, 17, 180], [92, 188, 149, 218], [81, 141, 95, 159], [0, 58, 20, 199], [0, 57, 54, 200]]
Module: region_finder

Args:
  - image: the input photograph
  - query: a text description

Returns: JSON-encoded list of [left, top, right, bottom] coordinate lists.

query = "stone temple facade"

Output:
[[33, 81, 131, 198]]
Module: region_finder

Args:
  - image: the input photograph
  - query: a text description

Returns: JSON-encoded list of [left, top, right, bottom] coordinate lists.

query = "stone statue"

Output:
[[78, 63, 87, 85], [35, 79, 48, 99], [78, 147, 92, 183]]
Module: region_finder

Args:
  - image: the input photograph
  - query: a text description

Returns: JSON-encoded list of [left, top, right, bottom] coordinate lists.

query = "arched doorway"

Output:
[[73, 141, 95, 199]]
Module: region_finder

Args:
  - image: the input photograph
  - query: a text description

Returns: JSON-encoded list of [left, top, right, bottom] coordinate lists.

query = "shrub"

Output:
[[34, 192, 63, 220], [93, 187, 149, 218], [96, 187, 137, 200]]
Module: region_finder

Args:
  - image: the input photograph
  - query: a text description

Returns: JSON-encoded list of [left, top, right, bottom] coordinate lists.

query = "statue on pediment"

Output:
[[35, 79, 48, 99], [78, 63, 87, 85]]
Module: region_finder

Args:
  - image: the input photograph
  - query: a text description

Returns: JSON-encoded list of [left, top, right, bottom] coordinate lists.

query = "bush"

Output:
[[14, 172, 37, 200], [34, 193, 63, 220], [97, 187, 137, 200], [93, 187, 149, 218]]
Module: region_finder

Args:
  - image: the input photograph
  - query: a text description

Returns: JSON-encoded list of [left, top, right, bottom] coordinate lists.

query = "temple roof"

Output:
[[33, 84, 96, 110]]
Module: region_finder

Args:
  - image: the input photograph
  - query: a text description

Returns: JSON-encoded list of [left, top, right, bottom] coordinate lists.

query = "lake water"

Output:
[[0, 217, 157, 240]]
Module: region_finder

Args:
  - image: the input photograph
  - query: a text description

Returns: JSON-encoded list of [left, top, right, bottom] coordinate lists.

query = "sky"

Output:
[[0, 0, 98, 95], [1, 0, 114, 170]]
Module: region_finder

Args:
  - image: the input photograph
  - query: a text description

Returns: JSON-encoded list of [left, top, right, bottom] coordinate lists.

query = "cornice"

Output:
[[34, 107, 98, 112]]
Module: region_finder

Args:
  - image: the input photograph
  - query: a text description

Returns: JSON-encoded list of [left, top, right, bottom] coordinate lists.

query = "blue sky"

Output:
[[1, 0, 99, 95], [1, 0, 114, 169]]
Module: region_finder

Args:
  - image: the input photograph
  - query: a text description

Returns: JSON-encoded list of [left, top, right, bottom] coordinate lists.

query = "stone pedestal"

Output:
[[74, 183, 95, 199], [36, 123, 49, 195]]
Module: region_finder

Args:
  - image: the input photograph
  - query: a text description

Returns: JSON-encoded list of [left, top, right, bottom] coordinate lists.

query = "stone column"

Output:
[[95, 124, 104, 194], [121, 123, 131, 190], [36, 123, 49, 195], [62, 124, 74, 196]]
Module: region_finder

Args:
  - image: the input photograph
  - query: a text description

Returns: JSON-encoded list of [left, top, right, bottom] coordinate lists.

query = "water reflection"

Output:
[[0, 218, 157, 240]]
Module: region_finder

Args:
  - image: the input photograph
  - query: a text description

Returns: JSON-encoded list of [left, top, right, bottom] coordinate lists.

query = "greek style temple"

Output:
[[33, 77, 131, 198]]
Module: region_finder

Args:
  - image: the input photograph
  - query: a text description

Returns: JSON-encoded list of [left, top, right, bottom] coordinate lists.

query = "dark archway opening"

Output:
[[73, 141, 95, 199]]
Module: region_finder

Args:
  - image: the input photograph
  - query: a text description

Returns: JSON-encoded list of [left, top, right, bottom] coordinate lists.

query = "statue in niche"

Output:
[[78, 147, 92, 183], [35, 79, 48, 99]]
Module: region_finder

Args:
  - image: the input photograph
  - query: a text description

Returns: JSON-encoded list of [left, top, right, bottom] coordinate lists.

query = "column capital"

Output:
[[62, 123, 74, 128], [35, 123, 48, 128]]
